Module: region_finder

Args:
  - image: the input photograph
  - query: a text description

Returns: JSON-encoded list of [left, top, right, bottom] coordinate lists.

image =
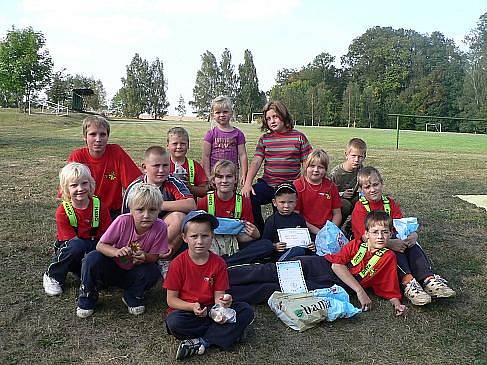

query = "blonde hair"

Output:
[[59, 162, 95, 201], [167, 127, 189, 144], [302, 148, 330, 173], [210, 160, 237, 190], [357, 166, 383, 188], [82, 115, 110, 138], [211, 95, 234, 114], [126, 182, 163, 211], [144, 145, 168, 160], [346, 138, 367, 154]]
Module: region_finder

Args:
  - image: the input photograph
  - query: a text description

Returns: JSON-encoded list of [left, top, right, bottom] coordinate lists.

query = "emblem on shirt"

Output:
[[325, 192, 331, 199], [203, 275, 215, 286], [105, 171, 117, 181]]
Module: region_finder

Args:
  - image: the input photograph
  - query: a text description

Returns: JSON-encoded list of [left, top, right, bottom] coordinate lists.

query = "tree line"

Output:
[[0, 12, 486, 132]]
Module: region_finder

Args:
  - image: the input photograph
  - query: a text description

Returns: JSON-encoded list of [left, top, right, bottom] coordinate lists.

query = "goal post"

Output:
[[425, 122, 442, 132]]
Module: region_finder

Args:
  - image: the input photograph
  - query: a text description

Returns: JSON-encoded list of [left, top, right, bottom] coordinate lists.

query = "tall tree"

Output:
[[122, 53, 150, 117], [190, 51, 222, 118], [176, 95, 186, 119], [148, 57, 169, 119], [236, 49, 263, 121], [0, 26, 52, 110], [219, 48, 238, 102]]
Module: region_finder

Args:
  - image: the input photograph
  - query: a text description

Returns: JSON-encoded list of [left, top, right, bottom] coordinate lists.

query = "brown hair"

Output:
[[302, 148, 330, 173], [365, 210, 393, 231], [261, 100, 294, 132], [346, 138, 367, 153], [357, 166, 383, 188], [144, 146, 168, 160], [82, 115, 110, 138], [167, 127, 189, 144], [210, 160, 237, 190]]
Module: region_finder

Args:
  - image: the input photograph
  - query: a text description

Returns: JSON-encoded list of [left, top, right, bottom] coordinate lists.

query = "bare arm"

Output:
[[202, 141, 212, 179], [188, 182, 209, 198], [96, 242, 131, 258], [236, 221, 261, 243], [161, 198, 196, 213], [306, 221, 321, 235], [331, 208, 342, 227], [167, 289, 208, 316], [241, 155, 264, 197], [238, 143, 248, 187], [331, 263, 372, 311]]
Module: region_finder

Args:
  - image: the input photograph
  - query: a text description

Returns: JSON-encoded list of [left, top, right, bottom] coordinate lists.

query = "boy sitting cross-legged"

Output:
[[351, 166, 455, 306], [164, 210, 254, 360], [43, 162, 111, 296], [76, 183, 170, 318]]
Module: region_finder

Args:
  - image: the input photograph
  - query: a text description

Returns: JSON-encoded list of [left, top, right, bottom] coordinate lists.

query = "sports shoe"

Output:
[[122, 297, 145, 316], [157, 259, 171, 279], [423, 275, 456, 298], [76, 307, 94, 318], [404, 278, 431, 306], [43, 273, 62, 296], [176, 338, 205, 360]]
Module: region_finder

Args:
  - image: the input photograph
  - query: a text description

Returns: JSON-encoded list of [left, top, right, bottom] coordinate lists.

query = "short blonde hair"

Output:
[[82, 115, 110, 138], [302, 148, 330, 173], [126, 182, 163, 211], [167, 127, 189, 144], [346, 138, 367, 154], [59, 162, 95, 201], [210, 160, 237, 190], [144, 146, 168, 160], [357, 166, 383, 188], [211, 95, 233, 114]]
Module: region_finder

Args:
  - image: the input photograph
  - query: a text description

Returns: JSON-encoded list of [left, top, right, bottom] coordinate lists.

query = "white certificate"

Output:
[[277, 228, 311, 248], [276, 260, 308, 294]]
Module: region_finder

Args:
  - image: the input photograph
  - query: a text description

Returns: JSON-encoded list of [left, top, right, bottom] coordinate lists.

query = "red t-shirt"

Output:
[[351, 196, 402, 240], [325, 238, 401, 300], [68, 144, 141, 211], [169, 158, 208, 186], [56, 198, 111, 241], [197, 193, 254, 223], [164, 251, 229, 311], [293, 176, 341, 229]]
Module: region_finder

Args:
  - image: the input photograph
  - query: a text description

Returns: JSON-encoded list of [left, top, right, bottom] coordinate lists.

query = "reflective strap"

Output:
[[187, 159, 195, 185], [234, 193, 242, 219], [351, 243, 368, 266], [207, 192, 215, 216], [359, 196, 371, 212], [360, 195, 391, 215], [62, 201, 78, 228], [358, 247, 388, 278], [92, 196, 100, 228]]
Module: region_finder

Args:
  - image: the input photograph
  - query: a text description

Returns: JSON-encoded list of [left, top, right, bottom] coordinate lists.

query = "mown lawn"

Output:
[[0, 109, 486, 365]]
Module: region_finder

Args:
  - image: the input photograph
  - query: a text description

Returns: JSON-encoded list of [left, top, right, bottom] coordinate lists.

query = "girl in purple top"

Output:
[[202, 96, 248, 186]]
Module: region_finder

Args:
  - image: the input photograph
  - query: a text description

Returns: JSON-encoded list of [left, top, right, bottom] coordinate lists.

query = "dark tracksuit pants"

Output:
[[47, 238, 97, 284], [224, 239, 275, 266], [250, 179, 276, 234], [394, 243, 433, 282], [78, 251, 161, 309], [165, 302, 254, 350]]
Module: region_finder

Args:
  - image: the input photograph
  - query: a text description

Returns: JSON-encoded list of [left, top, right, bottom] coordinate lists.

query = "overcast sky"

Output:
[[1, 0, 485, 114]]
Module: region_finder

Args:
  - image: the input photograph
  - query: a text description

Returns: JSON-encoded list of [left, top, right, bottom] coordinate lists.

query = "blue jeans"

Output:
[[78, 251, 161, 309]]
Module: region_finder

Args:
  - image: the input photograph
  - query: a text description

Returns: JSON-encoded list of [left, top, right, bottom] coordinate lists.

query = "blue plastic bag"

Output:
[[214, 218, 244, 235], [315, 221, 349, 256], [393, 217, 419, 240]]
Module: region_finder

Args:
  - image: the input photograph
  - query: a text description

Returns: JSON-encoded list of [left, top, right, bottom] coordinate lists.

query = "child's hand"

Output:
[[342, 188, 354, 199], [274, 242, 286, 252], [241, 184, 254, 198], [242, 221, 259, 238], [115, 246, 132, 257], [307, 242, 316, 252], [132, 250, 146, 265], [394, 304, 408, 317], [159, 248, 173, 260], [357, 289, 372, 312], [218, 293, 233, 308], [192, 302, 207, 317], [239, 176, 246, 188], [404, 232, 418, 248], [388, 239, 408, 253]]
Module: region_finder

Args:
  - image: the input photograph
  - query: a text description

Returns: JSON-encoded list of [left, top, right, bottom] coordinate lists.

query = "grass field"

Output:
[[0, 109, 486, 365]]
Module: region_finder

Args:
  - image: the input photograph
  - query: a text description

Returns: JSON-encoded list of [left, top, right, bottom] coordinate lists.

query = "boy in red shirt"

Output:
[[43, 162, 111, 296], [67, 116, 140, 219], [167, 127, 208, 198], [164, 210, 254, 360], [351, 166, 455, 306]]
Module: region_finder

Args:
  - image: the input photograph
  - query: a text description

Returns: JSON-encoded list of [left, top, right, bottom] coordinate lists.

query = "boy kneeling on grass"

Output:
[[164, 210, 254, 360], [76, 183, 170, 318]]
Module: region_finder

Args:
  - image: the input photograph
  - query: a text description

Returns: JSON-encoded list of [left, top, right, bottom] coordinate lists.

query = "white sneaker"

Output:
[[76, 307, 94, 318], [122, 297, 145, 315], [43, 273, 62, 296], [424, 275, 456, 298], [404, 278, 431, 306]]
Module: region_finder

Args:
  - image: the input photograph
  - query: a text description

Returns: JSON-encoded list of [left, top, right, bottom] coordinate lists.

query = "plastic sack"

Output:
[[211, 234, 239, 257], [315, 221, 349, 256], [214, 218, 244, 235], [393, 217, 419, 240], [267, 285, 360, 332], [210, 304, 236, 324]]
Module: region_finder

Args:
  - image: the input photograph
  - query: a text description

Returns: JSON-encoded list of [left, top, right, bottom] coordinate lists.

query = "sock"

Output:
[[199, 337, 210, 349], [401, 274, 414, 285], [422, 275, 434, 284]]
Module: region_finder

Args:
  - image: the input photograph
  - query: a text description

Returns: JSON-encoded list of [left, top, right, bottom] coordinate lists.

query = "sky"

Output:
[[1, 0, 485, 115]]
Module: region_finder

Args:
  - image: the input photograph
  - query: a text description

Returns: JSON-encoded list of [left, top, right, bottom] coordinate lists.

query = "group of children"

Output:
[[42, 96, 455, 360]]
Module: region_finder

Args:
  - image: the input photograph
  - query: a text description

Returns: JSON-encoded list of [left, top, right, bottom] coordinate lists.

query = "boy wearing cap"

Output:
[[262, 183, 316, 261], [164, 210, 254, 360]]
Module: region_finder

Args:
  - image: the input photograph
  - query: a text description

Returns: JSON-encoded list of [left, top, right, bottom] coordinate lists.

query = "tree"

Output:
[[219, 48, 238, 102], [190, 51, 222, 118], [121, 53, 150, 117], [236, 49, 263, 121], [147, 57, 169, 119], [46, 69, 71, 105], [176, 95, 186, 119], [0, 26, 52, 110]]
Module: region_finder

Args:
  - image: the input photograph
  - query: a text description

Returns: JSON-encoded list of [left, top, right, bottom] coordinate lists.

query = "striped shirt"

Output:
[[255, 129, 312, 187]]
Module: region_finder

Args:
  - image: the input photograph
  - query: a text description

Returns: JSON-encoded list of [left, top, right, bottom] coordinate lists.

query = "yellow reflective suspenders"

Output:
[[207, 192, 242, 219], [359, 195, 391, 215], [350, 242, 389, 278], [62, 196, 100, 231], [187, 159, 195, 185]]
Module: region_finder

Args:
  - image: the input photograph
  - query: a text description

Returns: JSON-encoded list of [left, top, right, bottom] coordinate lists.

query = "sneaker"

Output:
[[43, 273, 62, 296], [176, 338, 205, 360], [404, 278, 431, 306], [157, 259, 171, 279], [76, 307, 94, 318], [122, 297, 145, 316], [424, 275, 456, 298]]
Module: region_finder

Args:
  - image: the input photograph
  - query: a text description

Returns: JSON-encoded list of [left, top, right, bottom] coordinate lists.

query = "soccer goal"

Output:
[[28, 99, 69, 116], [251, 112, 263, 124], [425, 122, 442, 132]]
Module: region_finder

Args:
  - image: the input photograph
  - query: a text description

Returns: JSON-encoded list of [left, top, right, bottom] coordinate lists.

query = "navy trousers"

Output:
[[225, 239, 275, 266], [250, 179, 276, 233], [165, 302, 254, 350], [78, 251, 161, 309], [47, 238, 97, 284], [394, 244, 433, 281]]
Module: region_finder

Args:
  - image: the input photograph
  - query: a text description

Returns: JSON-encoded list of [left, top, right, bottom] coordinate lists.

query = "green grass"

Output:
[[0, 109, 486, 364]]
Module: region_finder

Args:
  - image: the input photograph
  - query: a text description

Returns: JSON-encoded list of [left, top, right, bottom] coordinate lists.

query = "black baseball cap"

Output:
[[274, 182, 297, 197], [181, 210, 219, 232]]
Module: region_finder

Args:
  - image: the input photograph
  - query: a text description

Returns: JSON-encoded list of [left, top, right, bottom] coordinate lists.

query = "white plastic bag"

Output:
[[315, 221, 349, 256]]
